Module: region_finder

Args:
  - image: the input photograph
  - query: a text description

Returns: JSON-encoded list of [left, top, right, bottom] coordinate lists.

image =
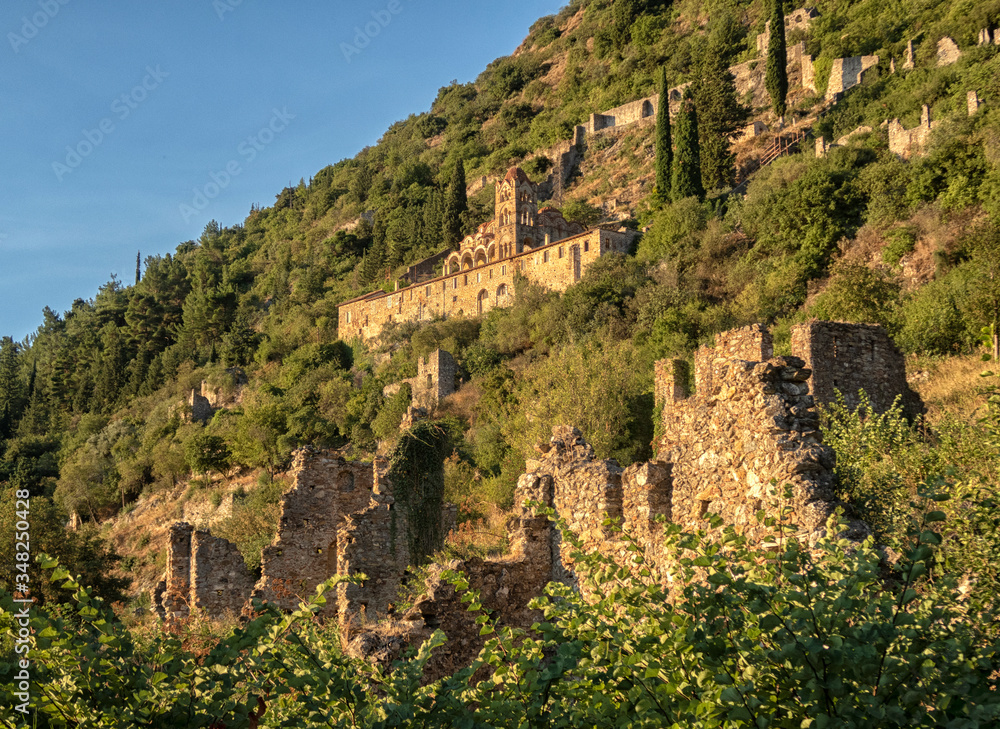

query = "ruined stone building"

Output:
[[337, 167, 633, 342], [348, 321, 920, 677], [159, 448, 447, 627], [405, 349, 457, 410], [889, 105, 936, 159]]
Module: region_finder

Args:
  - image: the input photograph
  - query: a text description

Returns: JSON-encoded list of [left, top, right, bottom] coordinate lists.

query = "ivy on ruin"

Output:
[[386, 420, 451, 564]]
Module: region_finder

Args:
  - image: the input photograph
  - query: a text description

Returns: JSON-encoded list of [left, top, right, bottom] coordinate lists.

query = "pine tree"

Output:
[[671, 88, 704, 202], [765, 0, 788, 119], [654, 68, 673, 205], [361, 217, 389, 284], [695, 35, 749, 190], [442, 159, 467, 247]]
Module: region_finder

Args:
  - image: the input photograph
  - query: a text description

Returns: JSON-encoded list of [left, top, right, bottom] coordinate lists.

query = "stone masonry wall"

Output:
[[826, 55, 880, 100], [888, 105, 934, 159], [336, 467, 409, 632], [190, 529, 258, 614], [406, 349, 457, 410], [937, 37, 962, 66], [694, 324, 773, 399], [250, 452, 378, 618], [162, 451, 421, 624], [658, 356, 858, 544], [163, 523, 193, 619], [347, 474, 555, 680], [790, 320, 923, 417]]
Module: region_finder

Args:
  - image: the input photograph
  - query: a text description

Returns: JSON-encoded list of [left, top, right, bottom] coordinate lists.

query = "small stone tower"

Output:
[[495, 167, 539, 256]]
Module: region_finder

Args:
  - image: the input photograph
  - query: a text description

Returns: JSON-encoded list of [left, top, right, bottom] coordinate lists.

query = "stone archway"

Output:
[[477, 289, 489, 315]]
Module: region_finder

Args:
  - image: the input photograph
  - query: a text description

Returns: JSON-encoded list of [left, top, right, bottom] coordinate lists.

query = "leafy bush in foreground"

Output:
[[1, 496, 998, 727]]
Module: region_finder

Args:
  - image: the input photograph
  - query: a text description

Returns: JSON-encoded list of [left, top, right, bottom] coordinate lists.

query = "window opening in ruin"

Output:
[[559, 246, 564, 258], [584, 240, 589, 252], [426, 373, 433, 389], [543, 250, 549, 263]]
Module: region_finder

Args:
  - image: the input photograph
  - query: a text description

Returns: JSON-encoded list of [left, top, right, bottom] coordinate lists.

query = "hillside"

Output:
[[3, 0, 1000, 724], [0, 0, 999, 667]]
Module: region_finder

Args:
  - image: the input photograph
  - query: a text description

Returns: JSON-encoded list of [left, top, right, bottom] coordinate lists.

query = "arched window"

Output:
[[477, 289, 489, 315], [497, 284, 509, 300]]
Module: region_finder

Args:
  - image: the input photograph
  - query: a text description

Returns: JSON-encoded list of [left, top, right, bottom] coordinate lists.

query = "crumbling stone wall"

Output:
[[826, 55, 879, 100], [694, 323, 773, 398], [347, 478, 555, 680], [190, 529, 257, 614], [937, 37, 961, 66], [250, 452, 378, 617], [162, 523, 194, 619], [161, 522, 257, 618], [969, 90, 982, 116], [790, 321, 923, 417], [350, 322, 918, 679], [658, 356, 855, 544], [889, 105, 934, 159], [161, 450, 426, 624], [405, 349, 457, 410]]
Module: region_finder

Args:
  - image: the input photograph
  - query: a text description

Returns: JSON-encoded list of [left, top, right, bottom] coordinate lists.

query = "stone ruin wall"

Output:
[[889, 104, 935, 159], [160, 450, 419, 626], [190, 529, 258, 614], [250, 452, 381, 619], [406, 349, 457, 410], [825, 55, 880, 100], [937, 36, 962, 66], [791, 321, 922, 417]]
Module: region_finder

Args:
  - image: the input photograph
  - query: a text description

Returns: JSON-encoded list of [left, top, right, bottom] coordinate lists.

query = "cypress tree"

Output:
[[695, 35, 749, 190], [654, 68, 673, 205], [671, 88, 704, 202], [442, 159, 467, 247], [765, 0, 788, 119]]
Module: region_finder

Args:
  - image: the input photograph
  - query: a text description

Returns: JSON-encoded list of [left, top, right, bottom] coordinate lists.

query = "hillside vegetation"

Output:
[[3, 0, 1000, 723]]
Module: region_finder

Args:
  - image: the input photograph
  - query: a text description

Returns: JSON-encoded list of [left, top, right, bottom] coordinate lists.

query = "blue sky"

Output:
[[0, 0, 567, 342]]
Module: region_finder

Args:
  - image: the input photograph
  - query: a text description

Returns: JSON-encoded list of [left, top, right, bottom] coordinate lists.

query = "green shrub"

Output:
[[882, 227, 918, 267]]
